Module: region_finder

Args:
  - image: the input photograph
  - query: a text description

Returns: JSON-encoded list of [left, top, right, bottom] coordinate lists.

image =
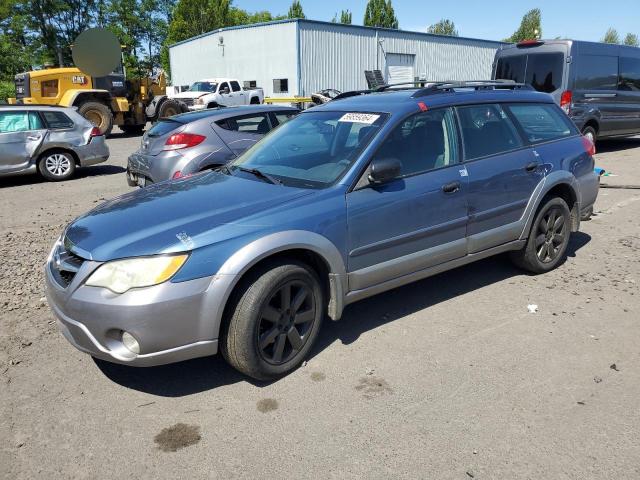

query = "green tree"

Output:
[[623, 33, 639, 47], [363, 0, 398, 29], [602, 27, 620, 44], [331, 9, 352, 24], [287, 0, 304, 19], [505, 8, 541, 43], [427, 19, 458, 36]]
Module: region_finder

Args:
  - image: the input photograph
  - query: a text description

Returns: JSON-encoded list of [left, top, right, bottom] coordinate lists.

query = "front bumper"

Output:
[[45, 252, 236, 367]]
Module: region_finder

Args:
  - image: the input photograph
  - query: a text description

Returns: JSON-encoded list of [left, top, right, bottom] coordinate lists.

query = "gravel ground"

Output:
[[1, 130, 639, 479]]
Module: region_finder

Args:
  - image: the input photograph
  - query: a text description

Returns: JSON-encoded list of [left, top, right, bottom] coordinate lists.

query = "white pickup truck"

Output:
[[170, 78, 264, 110]]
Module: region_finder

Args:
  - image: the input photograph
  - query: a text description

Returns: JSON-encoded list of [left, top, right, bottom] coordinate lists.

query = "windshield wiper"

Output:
[[234, 166, 282, 185]]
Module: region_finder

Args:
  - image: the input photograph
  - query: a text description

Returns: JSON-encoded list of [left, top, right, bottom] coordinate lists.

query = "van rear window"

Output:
[[496, 52, 564, 93]]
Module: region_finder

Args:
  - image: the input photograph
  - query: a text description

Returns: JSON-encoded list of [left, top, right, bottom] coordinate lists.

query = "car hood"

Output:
[[64, 172, 313, 261], [172, 91, 210, 99]]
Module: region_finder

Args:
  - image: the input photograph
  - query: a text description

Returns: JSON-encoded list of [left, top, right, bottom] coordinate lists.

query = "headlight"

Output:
[[195, 97, 204, 105], [85, 254, 188, 293]]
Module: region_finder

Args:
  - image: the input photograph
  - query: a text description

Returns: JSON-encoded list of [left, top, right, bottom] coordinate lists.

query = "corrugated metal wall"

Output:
[[169, 22, 298, 96], [298, 22, 502, 96], [169, 20, 503, 98]]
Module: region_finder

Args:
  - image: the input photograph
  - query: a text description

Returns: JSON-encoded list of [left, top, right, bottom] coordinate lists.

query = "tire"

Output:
[[37, 150, 76, 181], [250, 97, 260, 104], [510, 196, 571, 274], [157, 98, 182, 118], [77, 101, 113, 136], [221, 261, 324, 380], [206, 102, 219, 109], [120, 124, 145, 135], [582, 125, 597, 144]]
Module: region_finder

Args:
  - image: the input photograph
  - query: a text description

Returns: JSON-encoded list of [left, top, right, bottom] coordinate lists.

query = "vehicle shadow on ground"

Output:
[[96, 232, 591, 397], [0, 165, 126, 188], [597, 137, 640, 153]]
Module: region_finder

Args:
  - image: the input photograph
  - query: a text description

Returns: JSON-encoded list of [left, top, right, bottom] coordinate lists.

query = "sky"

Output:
[[233, 0, 640, 42]]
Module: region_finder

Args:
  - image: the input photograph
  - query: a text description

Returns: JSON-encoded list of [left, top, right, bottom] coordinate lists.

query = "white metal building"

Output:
[[169, 19, 504, 97]]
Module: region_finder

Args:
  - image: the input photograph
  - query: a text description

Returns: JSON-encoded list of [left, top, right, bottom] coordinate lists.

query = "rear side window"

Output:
[[42, 111, 73, 129], [0, 111, 43, 132], [575, 55, 618, 90], [507, 103, 575, 143], [230, 81, 241, 92], [457, 104, 523, 160], [217, 114, 270, 134], [619, 57, 640, 91], [273, 111, 298, 126]]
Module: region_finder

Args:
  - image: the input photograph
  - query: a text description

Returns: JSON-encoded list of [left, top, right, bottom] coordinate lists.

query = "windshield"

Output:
[[189, 81, 218, 92], [228, 111, 387, 188]]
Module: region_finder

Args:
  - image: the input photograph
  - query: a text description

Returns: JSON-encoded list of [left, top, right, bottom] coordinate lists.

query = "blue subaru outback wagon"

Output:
[[45, 81, 599, 380]]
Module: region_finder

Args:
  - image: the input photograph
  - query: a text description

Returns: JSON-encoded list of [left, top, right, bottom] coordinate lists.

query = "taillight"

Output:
[[581, 135, 596, 157], [90, 127, 102, 137], [172, 171, 182, 179], [517, 39, 544, 47], [163, 133, 206, 151], [560, 90, 572, 114]]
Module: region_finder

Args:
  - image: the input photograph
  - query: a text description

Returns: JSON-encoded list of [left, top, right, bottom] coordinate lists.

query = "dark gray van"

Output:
[[493, 39, 640, 141]]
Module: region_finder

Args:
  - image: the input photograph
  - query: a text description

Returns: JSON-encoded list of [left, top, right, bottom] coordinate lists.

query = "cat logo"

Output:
[[72, 75, 87, 85]]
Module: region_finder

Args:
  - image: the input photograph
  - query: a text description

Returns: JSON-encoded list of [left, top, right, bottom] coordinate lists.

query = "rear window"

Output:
[[147, 119, 181, 137], [575, 55, 619, 90], [507, 103, 575, 143], [42, 111, 73, 129], [496, 52, 564, 93]]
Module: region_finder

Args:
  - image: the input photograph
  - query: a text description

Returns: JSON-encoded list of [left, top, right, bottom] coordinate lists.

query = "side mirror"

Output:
[[368, 157, 401, 185], [221, 87, 230, 94]]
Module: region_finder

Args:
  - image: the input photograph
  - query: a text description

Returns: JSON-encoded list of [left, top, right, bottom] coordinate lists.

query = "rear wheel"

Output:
[[157, 98, 182, 118], [38, 150, 76, 181], [250, 97, 260, 104], [221, 261, 324, 380], [510, 196, 571, 273], [78, 101, 113, 136]]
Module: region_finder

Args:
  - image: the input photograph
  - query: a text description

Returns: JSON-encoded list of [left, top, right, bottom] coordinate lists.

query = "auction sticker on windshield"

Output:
[[338, 113, 380, 124]]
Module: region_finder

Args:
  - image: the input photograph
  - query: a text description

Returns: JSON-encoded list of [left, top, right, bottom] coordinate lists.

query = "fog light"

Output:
[[121, 331, 140, 354]]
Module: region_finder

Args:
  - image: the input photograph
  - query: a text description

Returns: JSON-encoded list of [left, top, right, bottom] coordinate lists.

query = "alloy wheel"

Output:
[[535, 206, 567, 263], [45, 153, 72, 177], [257, 280, 316, 365]]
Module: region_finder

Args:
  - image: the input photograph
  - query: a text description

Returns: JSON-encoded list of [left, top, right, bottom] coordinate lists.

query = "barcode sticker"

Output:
[[338, 113, 380, 124]]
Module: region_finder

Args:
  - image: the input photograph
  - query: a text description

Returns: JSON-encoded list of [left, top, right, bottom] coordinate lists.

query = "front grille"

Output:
[[50, 239, 85, 288], [180, 98, 194, 106]]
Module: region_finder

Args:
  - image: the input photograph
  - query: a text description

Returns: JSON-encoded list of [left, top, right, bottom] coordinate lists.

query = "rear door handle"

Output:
[[525, 162, 539, 172], [442, 181, 461, 193], [27, 135, 41, 141]]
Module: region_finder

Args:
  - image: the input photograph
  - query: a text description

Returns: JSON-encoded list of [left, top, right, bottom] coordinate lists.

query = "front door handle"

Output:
[[525, 162, 539, 172], [442, 181, 461, 194]]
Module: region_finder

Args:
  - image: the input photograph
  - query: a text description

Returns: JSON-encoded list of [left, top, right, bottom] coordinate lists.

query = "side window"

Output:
[[41, 79, 59, 98], [273, 111, 298, 126], [0, 111, 29, 133], [372, 107, 459, 177], [575, 55, 619, 90], [619, 57, 640, 91], [217, 114, 270, 134], [230, 81, 241, 92], [29, 112, 44, 130], [507, 103, 575, 143], [42, 111, 74, 129], [457, 104, 523, 160], [219, 82, 230, 94]]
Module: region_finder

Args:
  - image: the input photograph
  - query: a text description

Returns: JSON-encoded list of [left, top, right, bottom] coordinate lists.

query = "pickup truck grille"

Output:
[[180, 98, 194, 106], [50, 239, 85, 288]]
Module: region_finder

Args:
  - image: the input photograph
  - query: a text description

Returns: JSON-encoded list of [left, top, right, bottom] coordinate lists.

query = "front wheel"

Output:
[[510, 196, 571, 274], [221, 261, 324, 380]]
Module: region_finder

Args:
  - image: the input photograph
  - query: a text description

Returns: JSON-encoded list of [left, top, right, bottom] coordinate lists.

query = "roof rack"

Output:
[[411, 80, 533, 97]]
